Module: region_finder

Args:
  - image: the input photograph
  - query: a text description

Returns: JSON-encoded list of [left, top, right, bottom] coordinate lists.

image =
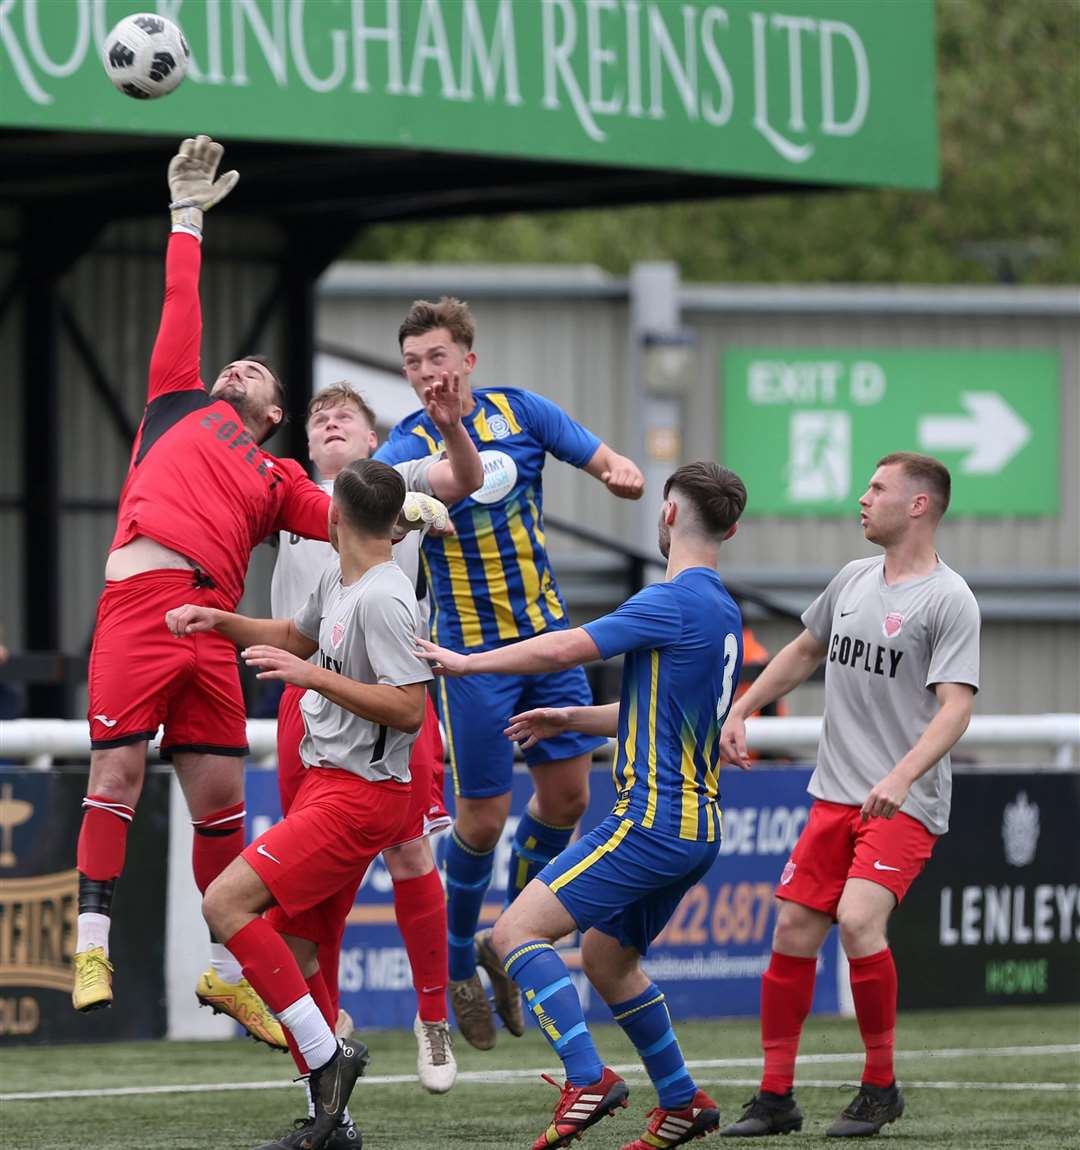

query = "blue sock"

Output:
[[505, 940, 604, 1086], [505, 811, 576, 907], [611, 984, 696, 1108], [444, 829, 494, 981]]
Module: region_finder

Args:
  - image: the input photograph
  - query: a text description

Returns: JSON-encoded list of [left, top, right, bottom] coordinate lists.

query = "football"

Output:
[[103, 13, 190, 100]]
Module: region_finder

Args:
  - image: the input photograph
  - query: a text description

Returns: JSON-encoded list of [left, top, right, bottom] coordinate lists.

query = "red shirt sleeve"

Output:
[[147, 232, 204, 403], [274, 461, 331, 540]]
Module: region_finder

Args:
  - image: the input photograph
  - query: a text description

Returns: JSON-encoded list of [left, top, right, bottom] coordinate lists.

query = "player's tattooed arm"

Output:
[[165, 604, 317, 659], [504, 702, 619, 749]]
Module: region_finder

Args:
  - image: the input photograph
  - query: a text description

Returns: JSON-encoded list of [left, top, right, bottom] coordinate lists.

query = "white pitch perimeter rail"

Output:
[[2, 714, 1078, 768]]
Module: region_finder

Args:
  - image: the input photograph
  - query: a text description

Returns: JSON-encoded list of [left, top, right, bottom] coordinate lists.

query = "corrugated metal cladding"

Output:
[[0, 216, 285, 652], [685, 305, 1080, 572], [683, 297, 1080, 722], [318, 268, 1079, 723]]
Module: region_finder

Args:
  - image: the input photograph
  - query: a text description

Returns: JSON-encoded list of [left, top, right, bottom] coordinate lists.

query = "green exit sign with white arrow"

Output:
[[722, 350, 1059, 516]]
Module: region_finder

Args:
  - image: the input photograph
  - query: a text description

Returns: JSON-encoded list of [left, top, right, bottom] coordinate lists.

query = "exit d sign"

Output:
[[721, 350, 1059, 516]]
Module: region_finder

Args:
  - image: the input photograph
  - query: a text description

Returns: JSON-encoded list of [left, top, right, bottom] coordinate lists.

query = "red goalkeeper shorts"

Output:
[[776, 798, 938, 915], [87, 569, 247, 756]]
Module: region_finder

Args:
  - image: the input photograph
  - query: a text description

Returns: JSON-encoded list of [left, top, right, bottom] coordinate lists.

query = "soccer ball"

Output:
[[103, 13, 190, 100]]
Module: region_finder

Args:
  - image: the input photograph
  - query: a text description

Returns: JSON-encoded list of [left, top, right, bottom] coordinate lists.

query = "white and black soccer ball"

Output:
[[103, 13, 190, 100]]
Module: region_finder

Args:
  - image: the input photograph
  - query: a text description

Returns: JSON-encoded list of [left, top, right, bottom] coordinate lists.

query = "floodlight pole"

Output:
[[628, 263, 695, 559]]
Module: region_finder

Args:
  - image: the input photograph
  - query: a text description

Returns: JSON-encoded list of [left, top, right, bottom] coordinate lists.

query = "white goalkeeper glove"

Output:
[[396, 491, 451, 538], [168, 135, 239, 238]]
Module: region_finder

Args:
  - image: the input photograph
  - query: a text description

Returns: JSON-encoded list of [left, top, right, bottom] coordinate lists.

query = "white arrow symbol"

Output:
[[917, 392, 1031, 475]]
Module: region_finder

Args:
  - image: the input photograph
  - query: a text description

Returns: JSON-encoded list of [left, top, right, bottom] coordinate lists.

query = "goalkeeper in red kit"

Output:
[[71, 136, 327, 1045]]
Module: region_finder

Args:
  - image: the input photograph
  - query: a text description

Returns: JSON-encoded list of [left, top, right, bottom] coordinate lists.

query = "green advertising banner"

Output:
[[0, 0, 937, 190], [722, 350, 1060, 517]]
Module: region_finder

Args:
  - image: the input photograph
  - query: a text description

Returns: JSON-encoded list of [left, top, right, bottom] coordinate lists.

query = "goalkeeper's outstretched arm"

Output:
[[168, 134, 239, 239]]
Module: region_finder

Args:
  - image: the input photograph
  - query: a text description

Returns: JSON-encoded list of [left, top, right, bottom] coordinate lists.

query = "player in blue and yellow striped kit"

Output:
[[416, 462, 748, 1150], [375, 297, 644, 1048]]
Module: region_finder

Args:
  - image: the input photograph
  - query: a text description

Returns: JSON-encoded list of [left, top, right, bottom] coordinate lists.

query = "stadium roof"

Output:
[[0, 0, 937, 221]]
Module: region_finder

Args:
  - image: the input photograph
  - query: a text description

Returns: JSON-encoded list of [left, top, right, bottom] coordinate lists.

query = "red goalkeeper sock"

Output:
[[760, 951, 817, 1095], [77, 795, 135, 880], [394, 869, 448, 1023], [191, 802, 245, 893], [849, 948, 898, 1088]]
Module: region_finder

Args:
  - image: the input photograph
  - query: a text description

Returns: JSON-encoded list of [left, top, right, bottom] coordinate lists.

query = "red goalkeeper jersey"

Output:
[[109, 232, 328, 608]]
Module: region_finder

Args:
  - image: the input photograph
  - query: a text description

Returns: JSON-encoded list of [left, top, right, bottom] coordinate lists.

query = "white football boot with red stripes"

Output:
[[620, 1089, 721, 1149], [531, 1067, 630, 1149]]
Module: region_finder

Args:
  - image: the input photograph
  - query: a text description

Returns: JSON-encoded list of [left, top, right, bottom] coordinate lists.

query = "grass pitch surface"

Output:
[[1, 1005, 1077, 1149]]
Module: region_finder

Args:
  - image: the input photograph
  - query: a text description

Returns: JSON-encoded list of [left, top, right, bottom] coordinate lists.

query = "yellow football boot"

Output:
[[195, 968, 287, 1050], [72, 946, 114, 1012]]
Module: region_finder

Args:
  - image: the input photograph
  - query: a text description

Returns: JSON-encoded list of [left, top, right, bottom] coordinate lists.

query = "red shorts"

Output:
[[87, 569, 247, 755], [276, 685, 446, 845], [776, 799, 938, 915], [250, 766, 411, 943]]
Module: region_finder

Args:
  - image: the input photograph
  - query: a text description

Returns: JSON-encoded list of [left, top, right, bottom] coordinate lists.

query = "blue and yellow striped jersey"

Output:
[[583, 569, 744, 842], [374, 387, 601, 652]]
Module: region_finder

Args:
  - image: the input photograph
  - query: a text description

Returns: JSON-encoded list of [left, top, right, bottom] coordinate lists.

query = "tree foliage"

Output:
[[353, 0, 1079, 283]]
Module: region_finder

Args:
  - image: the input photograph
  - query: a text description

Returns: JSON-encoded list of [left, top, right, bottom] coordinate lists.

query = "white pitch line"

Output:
[[2, 1043, 1077, 1103], [694, 1079, 1080, 1093]]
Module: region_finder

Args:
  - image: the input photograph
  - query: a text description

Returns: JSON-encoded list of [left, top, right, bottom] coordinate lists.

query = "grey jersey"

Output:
[[802, 555, 980, 834], [270, 455, 437, 630], [293, 560, 432, 782]]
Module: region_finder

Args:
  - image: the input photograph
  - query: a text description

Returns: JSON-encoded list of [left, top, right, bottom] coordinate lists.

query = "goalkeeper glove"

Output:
[[168, 135, 239, 238], [396, 491, 451, 537]]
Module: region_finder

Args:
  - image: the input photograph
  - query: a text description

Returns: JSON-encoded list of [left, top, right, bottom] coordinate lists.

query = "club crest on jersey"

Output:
[[487, 414, 511, 440], [780, 860, 796, 886], [882, 612, 904, 640], [331, 620, 346, 648]]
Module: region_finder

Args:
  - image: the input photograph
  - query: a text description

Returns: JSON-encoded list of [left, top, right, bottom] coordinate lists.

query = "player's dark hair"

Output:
[[398, 296, 476, 350], [333, 458, 406, 536], [307, 383, 377, 430], [240, 353, 287, 441], [664, 462, 747, 538], [877, 451, 951, 517]]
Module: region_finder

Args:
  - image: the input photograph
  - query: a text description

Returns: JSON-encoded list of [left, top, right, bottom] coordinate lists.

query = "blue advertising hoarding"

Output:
[[245, 763, 838, 1029]]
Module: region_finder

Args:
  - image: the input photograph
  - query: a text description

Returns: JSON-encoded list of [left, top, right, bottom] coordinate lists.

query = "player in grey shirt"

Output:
[[291, 556, 430, 782], [270, 379, 482, 1101], [165, 458, 433, 1149], [719, 452, 980, 1140]]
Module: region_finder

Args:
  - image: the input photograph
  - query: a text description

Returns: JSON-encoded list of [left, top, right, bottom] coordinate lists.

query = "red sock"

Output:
[[77, 795, 135, 879], [306, 969, 336, 1029], [225, 919, 308, 1014], [760, 951, 817, 1095], [283, 1026, 306, 1075], [191, 802, 246, 893], [394, 869, 448, 1023], [849, 948, 897, 1088], [317, 918, 347, 1020]]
